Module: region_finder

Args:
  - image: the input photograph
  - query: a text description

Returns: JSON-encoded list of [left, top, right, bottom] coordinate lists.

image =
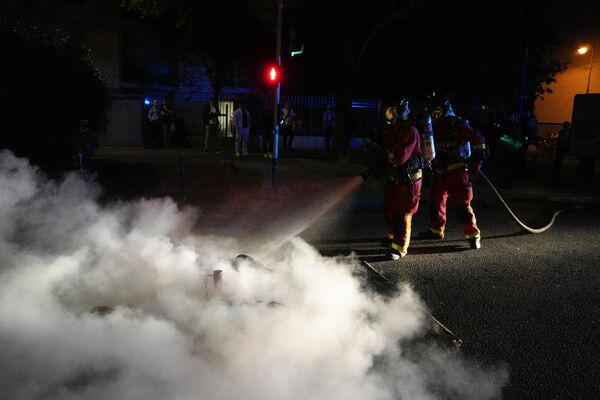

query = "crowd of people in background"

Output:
[[146, 97, 333, 157], [146, 98, 188, 148], [145, 96, 575, 189]]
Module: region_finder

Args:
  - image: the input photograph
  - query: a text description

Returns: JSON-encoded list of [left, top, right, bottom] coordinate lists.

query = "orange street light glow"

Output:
[[577, 46, 589, 55]]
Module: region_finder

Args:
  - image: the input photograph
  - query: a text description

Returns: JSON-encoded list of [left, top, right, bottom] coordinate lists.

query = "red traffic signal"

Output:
[[267, 65, 280, 84]]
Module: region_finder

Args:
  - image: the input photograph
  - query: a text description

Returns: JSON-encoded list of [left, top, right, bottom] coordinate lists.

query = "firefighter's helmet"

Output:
[[432, 105, 443, 120], [398, 99, 411, 120], [442, 100, 456, 117], [384, 106, 397, 124]]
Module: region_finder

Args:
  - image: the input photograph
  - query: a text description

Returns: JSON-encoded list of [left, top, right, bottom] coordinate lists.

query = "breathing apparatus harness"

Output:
[[384, 104, 424, 186], [386, 150, 424, 186], [431, 116, 478, 174]]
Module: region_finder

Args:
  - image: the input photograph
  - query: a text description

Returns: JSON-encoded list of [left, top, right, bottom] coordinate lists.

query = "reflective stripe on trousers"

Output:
[[429, 170, 480, 239], [388, 212, 413, 254]]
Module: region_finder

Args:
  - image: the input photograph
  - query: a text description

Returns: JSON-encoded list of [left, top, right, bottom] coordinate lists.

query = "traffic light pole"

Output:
[[272, 0, 283, 187]]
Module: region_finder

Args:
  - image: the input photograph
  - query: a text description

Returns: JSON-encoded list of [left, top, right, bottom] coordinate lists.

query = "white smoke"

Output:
[[0, 150, 507, 400]]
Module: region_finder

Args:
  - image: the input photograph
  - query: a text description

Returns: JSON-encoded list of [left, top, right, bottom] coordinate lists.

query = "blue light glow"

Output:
[[144, 98, 151, 106], [352, 101, 378, 109]]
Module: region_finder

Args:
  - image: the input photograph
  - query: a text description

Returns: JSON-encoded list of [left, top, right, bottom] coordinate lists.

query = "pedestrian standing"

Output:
[[280, 101, 296, 151], [234, 102, 251, 157], [553, 121, 571, 175], [204, 99, 221, 153], [160, 99, 175, 148], [322, 104, 335, 151], [147, 99, 161, 148]]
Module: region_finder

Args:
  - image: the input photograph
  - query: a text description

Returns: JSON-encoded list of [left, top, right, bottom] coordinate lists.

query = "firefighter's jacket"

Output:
[[384, 121, 423, 185]]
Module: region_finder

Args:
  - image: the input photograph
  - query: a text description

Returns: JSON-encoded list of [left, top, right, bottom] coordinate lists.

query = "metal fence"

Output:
[[537, 122, 563, 141], [173, 91, 382, 138]]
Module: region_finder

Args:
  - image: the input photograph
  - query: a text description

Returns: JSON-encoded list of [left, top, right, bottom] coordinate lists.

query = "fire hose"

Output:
[[429, 144, 562, 234], [478, 170, 562, 234]]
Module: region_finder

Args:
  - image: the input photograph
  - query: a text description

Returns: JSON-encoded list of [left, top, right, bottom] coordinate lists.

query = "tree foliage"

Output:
[[285, 0, 422, 157], [0, 19, 110, 165], [293, 0, 565, 111], [122, 0, 271, 96]]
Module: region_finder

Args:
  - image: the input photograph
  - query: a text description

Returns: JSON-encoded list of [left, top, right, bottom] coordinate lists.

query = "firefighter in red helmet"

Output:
[[418, 100, 486, 249], [382, 101, 424, 259]]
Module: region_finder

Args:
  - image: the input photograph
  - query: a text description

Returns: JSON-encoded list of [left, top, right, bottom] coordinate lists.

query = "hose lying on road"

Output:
[[478, 171, 562, 234], [360, 261, 463, 349]]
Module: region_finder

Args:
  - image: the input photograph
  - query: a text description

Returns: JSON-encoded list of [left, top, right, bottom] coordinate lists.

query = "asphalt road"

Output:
[[304, 176, 600, 400], [89, 148, 600, 399]]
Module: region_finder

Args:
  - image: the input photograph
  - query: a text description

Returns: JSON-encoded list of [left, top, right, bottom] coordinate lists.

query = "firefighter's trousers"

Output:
[[428, 170, 480, 239], [384, 179, 422, 254]]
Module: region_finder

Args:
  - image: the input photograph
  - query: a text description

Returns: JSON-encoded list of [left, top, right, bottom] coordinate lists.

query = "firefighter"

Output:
[[418, 100, 486, 249], [382, 101, 424, 259]]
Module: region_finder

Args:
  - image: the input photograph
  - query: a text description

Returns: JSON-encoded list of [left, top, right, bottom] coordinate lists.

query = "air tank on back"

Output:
[[417, 114, 436, 165]]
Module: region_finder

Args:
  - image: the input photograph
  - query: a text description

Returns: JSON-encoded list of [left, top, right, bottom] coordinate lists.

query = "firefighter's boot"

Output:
[[390, 249, 407, 260], [469, 237, 481, 250]]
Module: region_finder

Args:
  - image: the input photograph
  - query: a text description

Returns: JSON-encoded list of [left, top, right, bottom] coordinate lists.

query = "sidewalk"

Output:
[[89, 146, 600, 205]]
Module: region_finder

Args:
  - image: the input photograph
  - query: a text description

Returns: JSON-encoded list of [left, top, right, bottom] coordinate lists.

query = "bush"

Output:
[[0, 19, 110, 166]]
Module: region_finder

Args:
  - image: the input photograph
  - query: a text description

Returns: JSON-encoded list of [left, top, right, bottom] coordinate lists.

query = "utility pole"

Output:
[[516, 0, 531, 119], [585, 44, 594, 94], [272, 0, 283, 187], [577, 43, 595, 94]]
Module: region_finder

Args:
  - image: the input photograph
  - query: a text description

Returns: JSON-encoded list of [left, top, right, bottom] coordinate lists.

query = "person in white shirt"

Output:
[[233, 102, 251, 157]]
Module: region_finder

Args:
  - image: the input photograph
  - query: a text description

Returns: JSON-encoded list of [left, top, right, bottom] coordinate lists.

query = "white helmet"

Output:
[[443, 100, 455, 117], [398, 99, 411, 120]]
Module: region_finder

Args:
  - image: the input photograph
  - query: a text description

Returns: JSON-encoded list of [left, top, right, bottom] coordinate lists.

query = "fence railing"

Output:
[[537, 122, 563, 141], [173, 91, 382, 138]]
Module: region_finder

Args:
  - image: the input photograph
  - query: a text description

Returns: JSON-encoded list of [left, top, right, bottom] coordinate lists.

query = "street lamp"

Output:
[[577, 44, 594, 94]]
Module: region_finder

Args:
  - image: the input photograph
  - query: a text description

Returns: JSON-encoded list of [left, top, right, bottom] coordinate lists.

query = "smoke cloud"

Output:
[[0, 150, 507, 399]]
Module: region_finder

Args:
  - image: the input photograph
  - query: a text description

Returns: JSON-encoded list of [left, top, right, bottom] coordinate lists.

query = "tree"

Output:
[[293, 0, 565, 150], [288, 0, 422, 159], [122, 0, 271, 98], [0, 19, 110, 166]]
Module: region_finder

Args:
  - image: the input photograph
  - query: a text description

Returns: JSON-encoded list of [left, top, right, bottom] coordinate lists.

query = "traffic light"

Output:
[[289, 20, 304, 57], [267, 65, 280, 84]]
